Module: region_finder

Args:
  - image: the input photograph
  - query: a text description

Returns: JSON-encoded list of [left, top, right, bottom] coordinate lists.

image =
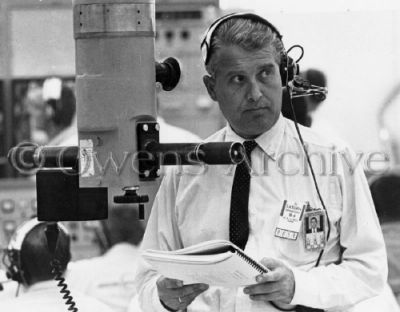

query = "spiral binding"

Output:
[[51, 259, 78, 312], [230, 247, 267, 274]]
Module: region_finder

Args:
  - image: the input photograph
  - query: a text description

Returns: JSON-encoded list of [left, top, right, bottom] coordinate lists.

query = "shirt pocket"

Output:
[[273, 228, 322, 266], [273, 209, 342, 266]]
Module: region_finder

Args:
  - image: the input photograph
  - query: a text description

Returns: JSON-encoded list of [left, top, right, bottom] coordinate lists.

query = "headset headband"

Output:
[[8, 219, 42, 251], [200, 12, 284, 66], [7, 219, 68, 251]]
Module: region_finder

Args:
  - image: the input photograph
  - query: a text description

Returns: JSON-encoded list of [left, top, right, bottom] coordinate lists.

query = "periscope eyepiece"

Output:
[[155, 57, 181, 91]]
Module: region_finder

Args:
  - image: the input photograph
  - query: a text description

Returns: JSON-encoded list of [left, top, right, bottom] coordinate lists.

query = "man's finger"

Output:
[[255, 269, 283, 283], [180, 286, 209, 305], [259, 257, 282, 270], [244, 281, 280, 295], [162, 283, 209, 299], [249, 290, 283, 302], [160, 277, 184, 288]]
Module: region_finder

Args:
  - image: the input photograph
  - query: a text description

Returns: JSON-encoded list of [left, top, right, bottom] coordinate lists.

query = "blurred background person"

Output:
[[23, 81, 48, 145], [281, 68, 327, 128], [369, 172, 400, 303], [0, 218, 113, 312], [350, 171, 400, 311], [50, 94, 200, 148], [157, 116, 201, 143], [42, 77, 76, 145], [155, 93, 201, 143], [66, 206, 145, 312]]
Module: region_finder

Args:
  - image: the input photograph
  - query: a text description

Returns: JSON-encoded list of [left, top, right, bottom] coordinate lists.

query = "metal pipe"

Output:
[[7, 145, 79, 170], [146, 141, 244, 166]]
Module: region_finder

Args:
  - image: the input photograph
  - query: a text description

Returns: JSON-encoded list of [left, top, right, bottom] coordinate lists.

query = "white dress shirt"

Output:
[[67, 243, 141, 312], [0, 269, 18, 300], [0, 280, 113, 312], [157, 117, 201, 143], [135, 115, 387, 312], [350, 283, 400, 312]]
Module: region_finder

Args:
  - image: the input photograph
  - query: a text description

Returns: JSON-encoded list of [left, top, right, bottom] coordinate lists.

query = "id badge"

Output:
[[303, 209, 326, 251], [274, 200, 306, 240]]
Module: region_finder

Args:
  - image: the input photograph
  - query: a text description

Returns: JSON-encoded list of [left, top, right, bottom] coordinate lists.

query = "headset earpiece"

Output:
[[3, 219, 42, 286], [280, 55, 299, 86], [4, 249, 25, 284]]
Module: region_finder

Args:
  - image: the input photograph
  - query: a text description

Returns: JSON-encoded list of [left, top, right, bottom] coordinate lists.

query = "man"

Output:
[[42, 77, 76, 143], [0, 218, 113, 312], [67, 206, 145, 312], [135, 13, 387, 311], [310, 217, 317, 231], [305, 217, 324, 250]]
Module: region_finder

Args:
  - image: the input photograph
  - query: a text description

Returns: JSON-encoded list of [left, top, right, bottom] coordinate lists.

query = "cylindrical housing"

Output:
[[73, 0, 156, 188], [197, 142, 244, 165], [8, 146, 79, 172], [146, 142, 244, 166]]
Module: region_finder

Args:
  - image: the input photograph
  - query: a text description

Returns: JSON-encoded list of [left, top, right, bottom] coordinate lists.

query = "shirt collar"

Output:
[[21, 280, 56, 294], [225, 114, 285, 161]]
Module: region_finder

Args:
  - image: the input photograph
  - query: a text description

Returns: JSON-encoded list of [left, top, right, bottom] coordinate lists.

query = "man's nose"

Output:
[[247, 79, 262, 102]]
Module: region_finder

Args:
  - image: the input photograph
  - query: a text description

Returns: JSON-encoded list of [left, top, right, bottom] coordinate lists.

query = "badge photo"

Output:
[[304, 210, 326, 251]]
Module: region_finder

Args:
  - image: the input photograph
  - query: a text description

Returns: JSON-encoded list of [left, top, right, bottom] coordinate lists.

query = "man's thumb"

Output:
[[260, 257, 281, 270]]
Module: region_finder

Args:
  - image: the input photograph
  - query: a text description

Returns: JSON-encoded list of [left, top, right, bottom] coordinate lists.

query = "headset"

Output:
[[200, 12, 299, 86], [3, 219, 67, 285]]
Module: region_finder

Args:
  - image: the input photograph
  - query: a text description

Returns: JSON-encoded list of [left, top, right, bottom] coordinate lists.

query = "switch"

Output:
[[1, 200, 15, 213], [4, 220, 17, 234]]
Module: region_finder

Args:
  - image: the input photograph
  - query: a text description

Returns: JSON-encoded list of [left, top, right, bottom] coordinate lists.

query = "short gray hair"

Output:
[[206, 17, 285, 75]]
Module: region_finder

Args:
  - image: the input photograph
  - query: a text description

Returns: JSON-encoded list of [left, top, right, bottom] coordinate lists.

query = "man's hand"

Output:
[[243, 258, 295, 304], [156, 276, 209, 311]]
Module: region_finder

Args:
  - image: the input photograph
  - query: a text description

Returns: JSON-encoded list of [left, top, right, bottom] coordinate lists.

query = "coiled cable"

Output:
[[51, 259, 78, 311]]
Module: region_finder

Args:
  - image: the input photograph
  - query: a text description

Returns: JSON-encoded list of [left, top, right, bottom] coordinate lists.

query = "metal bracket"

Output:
[[136, 121, 160, 181]]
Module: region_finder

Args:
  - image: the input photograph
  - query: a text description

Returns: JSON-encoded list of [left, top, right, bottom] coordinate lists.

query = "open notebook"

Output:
[[142, 240, 268, 287]]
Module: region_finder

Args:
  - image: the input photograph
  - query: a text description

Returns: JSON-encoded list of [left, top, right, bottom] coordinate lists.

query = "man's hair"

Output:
[[20, 223, 71, 286], [102, 205, 145, 247], [311, 217, 318, 222], [370, 174, 400, 223], [206, 17, 285, 75], [46, 85, 76, 128]]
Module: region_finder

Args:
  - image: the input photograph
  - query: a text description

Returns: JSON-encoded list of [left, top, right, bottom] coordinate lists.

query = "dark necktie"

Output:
[[229, 140, 258, 250]]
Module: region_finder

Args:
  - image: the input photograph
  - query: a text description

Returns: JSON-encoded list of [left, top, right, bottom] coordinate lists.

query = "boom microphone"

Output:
[[288, 75, 328, 101]]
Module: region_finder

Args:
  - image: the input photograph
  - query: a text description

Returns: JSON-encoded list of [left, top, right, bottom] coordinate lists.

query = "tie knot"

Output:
[[243, 140, 257, 158]]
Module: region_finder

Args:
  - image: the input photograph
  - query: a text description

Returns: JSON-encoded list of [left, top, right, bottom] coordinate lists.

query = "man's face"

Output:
[[204, 44, 282, 139], [311, 218, 317, 229]]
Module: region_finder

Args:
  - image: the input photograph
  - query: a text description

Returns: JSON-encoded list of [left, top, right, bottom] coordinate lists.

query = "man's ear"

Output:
[[203, 75, 217, 102]]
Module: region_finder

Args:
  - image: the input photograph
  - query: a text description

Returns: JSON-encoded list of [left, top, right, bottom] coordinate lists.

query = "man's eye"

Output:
[[231, 75, 245, 83], [260, 69, 273, 78]]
